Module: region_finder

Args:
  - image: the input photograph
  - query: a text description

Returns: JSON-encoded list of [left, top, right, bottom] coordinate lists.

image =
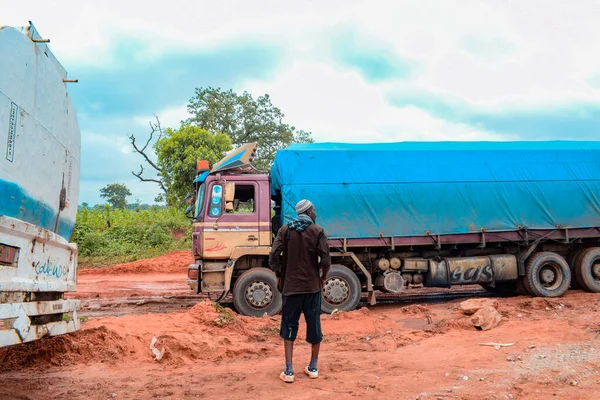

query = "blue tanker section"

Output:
[[270, 141, 600, 239], [0, 179, 74, 239]]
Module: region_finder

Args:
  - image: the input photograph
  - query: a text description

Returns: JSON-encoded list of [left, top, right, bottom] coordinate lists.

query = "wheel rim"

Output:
[[591, 259, 600, 282], [244, 280, 274, 309], [538, 262, 563, 290], [322, 277, 350, 305]]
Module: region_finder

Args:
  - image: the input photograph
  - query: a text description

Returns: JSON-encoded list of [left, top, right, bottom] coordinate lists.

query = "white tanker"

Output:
[[0, 22, 80, 347]]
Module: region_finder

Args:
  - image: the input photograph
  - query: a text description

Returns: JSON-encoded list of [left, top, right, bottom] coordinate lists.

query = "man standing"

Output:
[[269, 199, 331, 383]]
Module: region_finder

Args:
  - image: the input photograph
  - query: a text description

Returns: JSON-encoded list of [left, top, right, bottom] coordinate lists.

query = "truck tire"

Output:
[[566, 249, 587, 289], [574, 247, 600, 293], [232, 268, 282, 317], [523, 252, 571, 298], [321, 265, 361, 314]]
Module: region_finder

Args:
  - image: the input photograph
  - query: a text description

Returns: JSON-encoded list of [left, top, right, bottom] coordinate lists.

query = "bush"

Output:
[[72, 206, 191, 267]]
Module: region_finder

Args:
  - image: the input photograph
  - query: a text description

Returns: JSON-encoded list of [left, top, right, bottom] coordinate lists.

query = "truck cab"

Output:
[[187, 144, 281, 316]]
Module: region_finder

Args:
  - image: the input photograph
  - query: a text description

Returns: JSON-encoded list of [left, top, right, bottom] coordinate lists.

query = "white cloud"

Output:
[[6, 0, 600, 107], [6, 0, 600, 204], [134, 105, 188, 131], [2, 1, 350, 67], [79, 129, 164, 204], [243, 61, 513, 143]]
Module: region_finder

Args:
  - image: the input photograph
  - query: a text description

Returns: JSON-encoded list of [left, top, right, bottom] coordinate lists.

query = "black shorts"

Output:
[[280, 292, 323, 344]]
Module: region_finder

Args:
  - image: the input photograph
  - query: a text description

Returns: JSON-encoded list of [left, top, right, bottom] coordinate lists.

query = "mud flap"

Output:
[[367, 291, 377, 306], [223, 260, 235, 293]]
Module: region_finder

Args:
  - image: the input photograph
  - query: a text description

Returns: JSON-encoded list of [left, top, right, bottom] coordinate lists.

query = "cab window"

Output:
[[194, 183, 206, 217], [225, 184, 255, 214]]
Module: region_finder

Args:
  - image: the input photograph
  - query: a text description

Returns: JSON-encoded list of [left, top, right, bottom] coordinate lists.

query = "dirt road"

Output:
[[2, 251, 600, 400]]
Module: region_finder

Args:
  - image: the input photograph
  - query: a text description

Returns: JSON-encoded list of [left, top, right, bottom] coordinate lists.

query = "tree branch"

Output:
[[132, 165, 167, 193], [142, 115, 163, 151], [128, 116, 162, 172]]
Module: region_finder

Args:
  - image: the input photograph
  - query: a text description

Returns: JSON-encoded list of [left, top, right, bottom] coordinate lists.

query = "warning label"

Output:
[[6, 102, 18, 162]]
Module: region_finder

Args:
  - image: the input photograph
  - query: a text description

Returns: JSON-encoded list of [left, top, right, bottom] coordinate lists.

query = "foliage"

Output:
[[99, 183, 132, 210], [155, 124, 232, 205], [72, 207, 191, 266], [130, 88, 313, 202], [187, 87, 314, 170], [212, 302, 235, 326], [80, 202, 166, 211]]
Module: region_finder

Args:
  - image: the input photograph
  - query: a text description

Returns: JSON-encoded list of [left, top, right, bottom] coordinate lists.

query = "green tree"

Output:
[[100, 183, 132, 210], [187, 87, 313, 170], [155, 124, 232, 204]]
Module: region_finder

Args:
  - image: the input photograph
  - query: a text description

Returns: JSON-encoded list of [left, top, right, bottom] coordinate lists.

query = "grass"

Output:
[[62, 314, 89, 323]]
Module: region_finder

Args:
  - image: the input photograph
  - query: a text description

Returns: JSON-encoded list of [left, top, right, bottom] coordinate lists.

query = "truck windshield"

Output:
[[195, 183, 206, 218]]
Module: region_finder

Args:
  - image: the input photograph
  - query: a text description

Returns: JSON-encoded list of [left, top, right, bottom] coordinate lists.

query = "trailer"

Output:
[[0, 23, 81, 346], [187, 141, 600, 316]]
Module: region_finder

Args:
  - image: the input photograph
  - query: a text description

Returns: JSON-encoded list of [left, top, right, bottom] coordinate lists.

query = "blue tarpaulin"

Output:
[[270, 141, 600, 239]]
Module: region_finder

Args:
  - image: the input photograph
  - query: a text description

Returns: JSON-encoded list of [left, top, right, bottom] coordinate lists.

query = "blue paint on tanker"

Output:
[[271, 141, 600, 239], [0, 179, 75, 239]]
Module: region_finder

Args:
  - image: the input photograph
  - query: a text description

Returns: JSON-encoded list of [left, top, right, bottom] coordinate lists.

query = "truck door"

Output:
[[202, 181, 261, 259]]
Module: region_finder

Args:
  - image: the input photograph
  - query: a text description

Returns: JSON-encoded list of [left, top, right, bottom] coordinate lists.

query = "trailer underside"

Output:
[[328, 227, 600, 251]]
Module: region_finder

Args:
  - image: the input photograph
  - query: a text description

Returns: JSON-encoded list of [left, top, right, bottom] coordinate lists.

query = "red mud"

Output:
[[3, 252, 600, 399], [79, 251, 192, 275]]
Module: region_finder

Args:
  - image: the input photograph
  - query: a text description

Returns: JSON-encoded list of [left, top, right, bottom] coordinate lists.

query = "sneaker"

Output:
[[279, 371, 295, 383], [304, 366, 318, 379]]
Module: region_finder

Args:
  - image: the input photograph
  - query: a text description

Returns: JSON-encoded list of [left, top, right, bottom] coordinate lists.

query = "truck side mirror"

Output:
[[185, 205, 194, 219]]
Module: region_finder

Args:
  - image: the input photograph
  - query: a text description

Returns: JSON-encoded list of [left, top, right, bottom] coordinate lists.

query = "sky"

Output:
[[4, 0, 600, 205]]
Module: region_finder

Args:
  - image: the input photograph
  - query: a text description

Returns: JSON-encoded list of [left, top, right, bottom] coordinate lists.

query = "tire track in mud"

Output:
[[78, 286, 494, 319]]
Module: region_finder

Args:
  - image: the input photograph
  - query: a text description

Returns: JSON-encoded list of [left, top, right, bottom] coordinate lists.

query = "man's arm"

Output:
[[269, 227, 285, 277], [317, 229, 331, 285]]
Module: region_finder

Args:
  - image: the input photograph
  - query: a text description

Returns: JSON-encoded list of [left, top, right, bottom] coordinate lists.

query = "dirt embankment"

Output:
[[78, 251, 192, 275], [0, 300, 279, 373]]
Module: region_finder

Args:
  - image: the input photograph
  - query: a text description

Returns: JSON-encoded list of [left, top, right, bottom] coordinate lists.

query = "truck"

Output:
[[187, 141, 600, 317], [0, 22, 81, 346]]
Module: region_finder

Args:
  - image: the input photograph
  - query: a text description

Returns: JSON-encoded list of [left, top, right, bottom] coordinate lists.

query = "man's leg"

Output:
[[279, 295, 302, 383], [311, 342, 320, 361], [284, 339, 294, 369], [303, 292, 323, 379]]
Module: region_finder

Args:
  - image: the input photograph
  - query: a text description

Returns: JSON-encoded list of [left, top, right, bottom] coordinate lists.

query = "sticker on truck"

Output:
[[5, 102, 18, 162]]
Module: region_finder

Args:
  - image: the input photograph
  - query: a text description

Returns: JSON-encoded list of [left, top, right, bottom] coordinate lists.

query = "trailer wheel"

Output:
[[523, 252, 571, 298], [574, 248, 600, 293], [566, 249, 587, 289], [232, 268, 282, 317], [321, 265, 361, 314]]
